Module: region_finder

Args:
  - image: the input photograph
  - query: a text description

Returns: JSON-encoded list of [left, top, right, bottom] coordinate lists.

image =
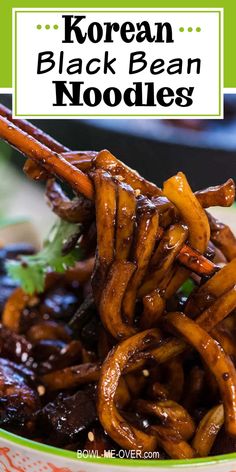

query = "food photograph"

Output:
[[0, 92, 235, 472]]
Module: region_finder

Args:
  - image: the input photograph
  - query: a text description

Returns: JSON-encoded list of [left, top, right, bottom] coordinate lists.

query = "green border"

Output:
[[13, 9, 223, 118], [1, 427, 236, 468]]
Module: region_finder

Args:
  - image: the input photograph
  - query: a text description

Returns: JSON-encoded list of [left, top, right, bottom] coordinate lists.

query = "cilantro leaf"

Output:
[[179, 278, 196, 298], [6, 219, 82, 295]]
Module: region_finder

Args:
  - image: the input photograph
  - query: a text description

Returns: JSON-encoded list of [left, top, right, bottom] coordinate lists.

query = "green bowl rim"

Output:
[[1, 428, 236, 468]]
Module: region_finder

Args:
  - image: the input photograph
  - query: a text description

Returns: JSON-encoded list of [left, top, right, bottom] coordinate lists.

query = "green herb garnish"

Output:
[[179, 278, 196, 298], [6, 219, 82, 295]]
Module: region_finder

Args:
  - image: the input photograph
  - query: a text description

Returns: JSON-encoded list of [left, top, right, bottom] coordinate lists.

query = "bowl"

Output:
[[1, 428, 236, 472]]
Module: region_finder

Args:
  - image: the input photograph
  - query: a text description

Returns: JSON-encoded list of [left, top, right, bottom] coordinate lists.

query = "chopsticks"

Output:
[[0, 104, 69, 153], [0, 111, 94, 200], [0, 105, 217, 277]]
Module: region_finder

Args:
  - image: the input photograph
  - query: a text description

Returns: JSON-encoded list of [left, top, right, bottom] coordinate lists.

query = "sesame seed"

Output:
[[142, 369, 150, 377], [37, 385, 46, 396], [88, 431, 95, 442], [116, 175, 125, 181]]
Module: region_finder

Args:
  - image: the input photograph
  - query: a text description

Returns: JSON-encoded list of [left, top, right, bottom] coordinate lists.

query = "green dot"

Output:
[[179, 27, 184, 32], [188, 27, 193, 32], [36, 24, 42, 30], [196, 27, 201, 32], [53, 24, 59, 30], [45, 24, 50, 30]]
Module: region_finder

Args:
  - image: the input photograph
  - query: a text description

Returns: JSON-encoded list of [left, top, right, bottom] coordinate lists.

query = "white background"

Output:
[[13, 8, 223, 118]]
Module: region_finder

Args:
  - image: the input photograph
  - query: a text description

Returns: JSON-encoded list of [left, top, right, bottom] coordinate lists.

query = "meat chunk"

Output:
[[0, 324, 33, 367], [38, 389, 97, 444], [0, 358, 40, 433], [40, 288, 79, 321]]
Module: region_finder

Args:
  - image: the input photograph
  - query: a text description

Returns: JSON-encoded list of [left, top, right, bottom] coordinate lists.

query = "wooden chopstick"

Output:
[[0, 114, 94, 200], [0, 104, 69, 153], [178, 244, 216, 276], [0, 103, 69, 180]]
